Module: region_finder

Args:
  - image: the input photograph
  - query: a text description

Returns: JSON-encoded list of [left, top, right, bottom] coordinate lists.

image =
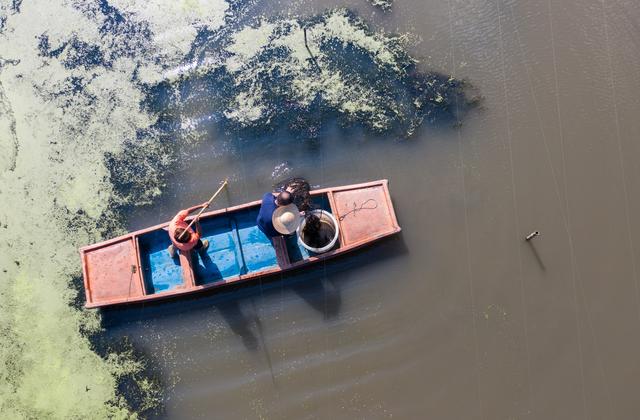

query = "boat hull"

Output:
[[80, 180, 401, 308]]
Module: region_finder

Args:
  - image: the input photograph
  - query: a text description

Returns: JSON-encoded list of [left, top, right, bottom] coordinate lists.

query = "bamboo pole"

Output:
[[178, 179, 229, 241]]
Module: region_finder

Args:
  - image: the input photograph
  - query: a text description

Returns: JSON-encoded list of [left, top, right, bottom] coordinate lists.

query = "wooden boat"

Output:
[[80, 180, 401, 308]]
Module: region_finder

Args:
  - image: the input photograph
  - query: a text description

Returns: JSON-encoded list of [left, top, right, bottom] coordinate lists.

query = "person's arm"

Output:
[[186, 202, 209, 214], [195, 220, 202, 236], [174, 202, 206, 224], [174, 210, 189, 222]]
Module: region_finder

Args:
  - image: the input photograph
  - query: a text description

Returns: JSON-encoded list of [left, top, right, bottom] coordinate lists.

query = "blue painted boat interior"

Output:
[[137, 193, 335, 294], [285, 234, 310, 263], [232, 208, 279, 274], [193, 216, 243, 285], [138, 229, 184, 294]]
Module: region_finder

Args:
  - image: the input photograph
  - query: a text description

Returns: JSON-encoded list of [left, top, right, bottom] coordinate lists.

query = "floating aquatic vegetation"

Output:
[[0, 0, 229, 417], [368, 0, 394, 12], [151, 8, 476, 141], [109, 0, 229, 63], [0, 1, 478, 418], [0, 75, 18, 173]]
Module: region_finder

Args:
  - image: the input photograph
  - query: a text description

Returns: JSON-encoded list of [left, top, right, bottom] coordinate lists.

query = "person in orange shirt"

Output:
[[167, 203, 210, 258]]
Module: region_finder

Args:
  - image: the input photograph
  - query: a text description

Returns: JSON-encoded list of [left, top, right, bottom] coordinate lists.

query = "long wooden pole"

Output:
[[178, 179, 229, 241]]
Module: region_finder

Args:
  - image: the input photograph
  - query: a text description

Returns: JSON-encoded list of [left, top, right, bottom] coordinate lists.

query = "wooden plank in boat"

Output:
[[332, 183, 399, 247], [82, 237, 144, 306]]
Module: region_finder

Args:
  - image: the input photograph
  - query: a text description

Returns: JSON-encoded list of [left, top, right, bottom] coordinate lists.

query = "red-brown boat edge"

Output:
[[80, 179, 401, 308]]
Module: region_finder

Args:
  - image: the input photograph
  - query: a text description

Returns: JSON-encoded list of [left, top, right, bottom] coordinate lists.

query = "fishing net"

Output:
[[274, 177, 336, 248], [273, 177, 312, 211], [275, 177, 333, 247]]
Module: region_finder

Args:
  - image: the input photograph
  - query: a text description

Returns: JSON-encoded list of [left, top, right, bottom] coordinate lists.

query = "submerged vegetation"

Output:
[[0, 0, 222, 416], [149, 8, 478, 141]]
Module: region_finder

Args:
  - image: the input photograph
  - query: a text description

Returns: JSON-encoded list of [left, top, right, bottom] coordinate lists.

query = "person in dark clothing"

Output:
[[257, 190, 296, 237], [257, 189, 302, 267]]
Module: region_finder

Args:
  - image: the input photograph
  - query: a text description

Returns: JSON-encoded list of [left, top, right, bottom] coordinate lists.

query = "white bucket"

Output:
[[297, 210, 340, 254]]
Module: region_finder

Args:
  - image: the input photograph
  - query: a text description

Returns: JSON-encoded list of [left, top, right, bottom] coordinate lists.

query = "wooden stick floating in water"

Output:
[[525, 231, 540, 241]]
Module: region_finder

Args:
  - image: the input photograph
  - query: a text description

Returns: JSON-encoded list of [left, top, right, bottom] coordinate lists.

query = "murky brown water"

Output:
[[105, 0, 640, 417]]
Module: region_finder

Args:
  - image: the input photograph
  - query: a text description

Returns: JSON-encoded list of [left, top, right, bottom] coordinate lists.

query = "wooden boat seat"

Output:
[[271, 236, 290, 268]]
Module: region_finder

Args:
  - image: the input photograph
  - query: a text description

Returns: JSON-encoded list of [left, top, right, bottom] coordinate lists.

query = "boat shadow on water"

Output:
[[98, 233, 408, 351]]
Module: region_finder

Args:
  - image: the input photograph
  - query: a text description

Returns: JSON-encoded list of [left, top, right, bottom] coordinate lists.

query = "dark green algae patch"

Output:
[[144, 8, 480, 143]]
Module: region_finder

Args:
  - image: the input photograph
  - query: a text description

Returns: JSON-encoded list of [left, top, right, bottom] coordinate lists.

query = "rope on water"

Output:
[[338, 199, 378, 221]]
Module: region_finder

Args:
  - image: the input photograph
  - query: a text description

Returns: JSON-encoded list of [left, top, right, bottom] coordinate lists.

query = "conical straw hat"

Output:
[[272, 203, 301, 235]]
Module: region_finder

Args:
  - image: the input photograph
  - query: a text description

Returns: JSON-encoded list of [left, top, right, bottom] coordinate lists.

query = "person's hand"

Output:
[[202, 202, 209, 208]]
